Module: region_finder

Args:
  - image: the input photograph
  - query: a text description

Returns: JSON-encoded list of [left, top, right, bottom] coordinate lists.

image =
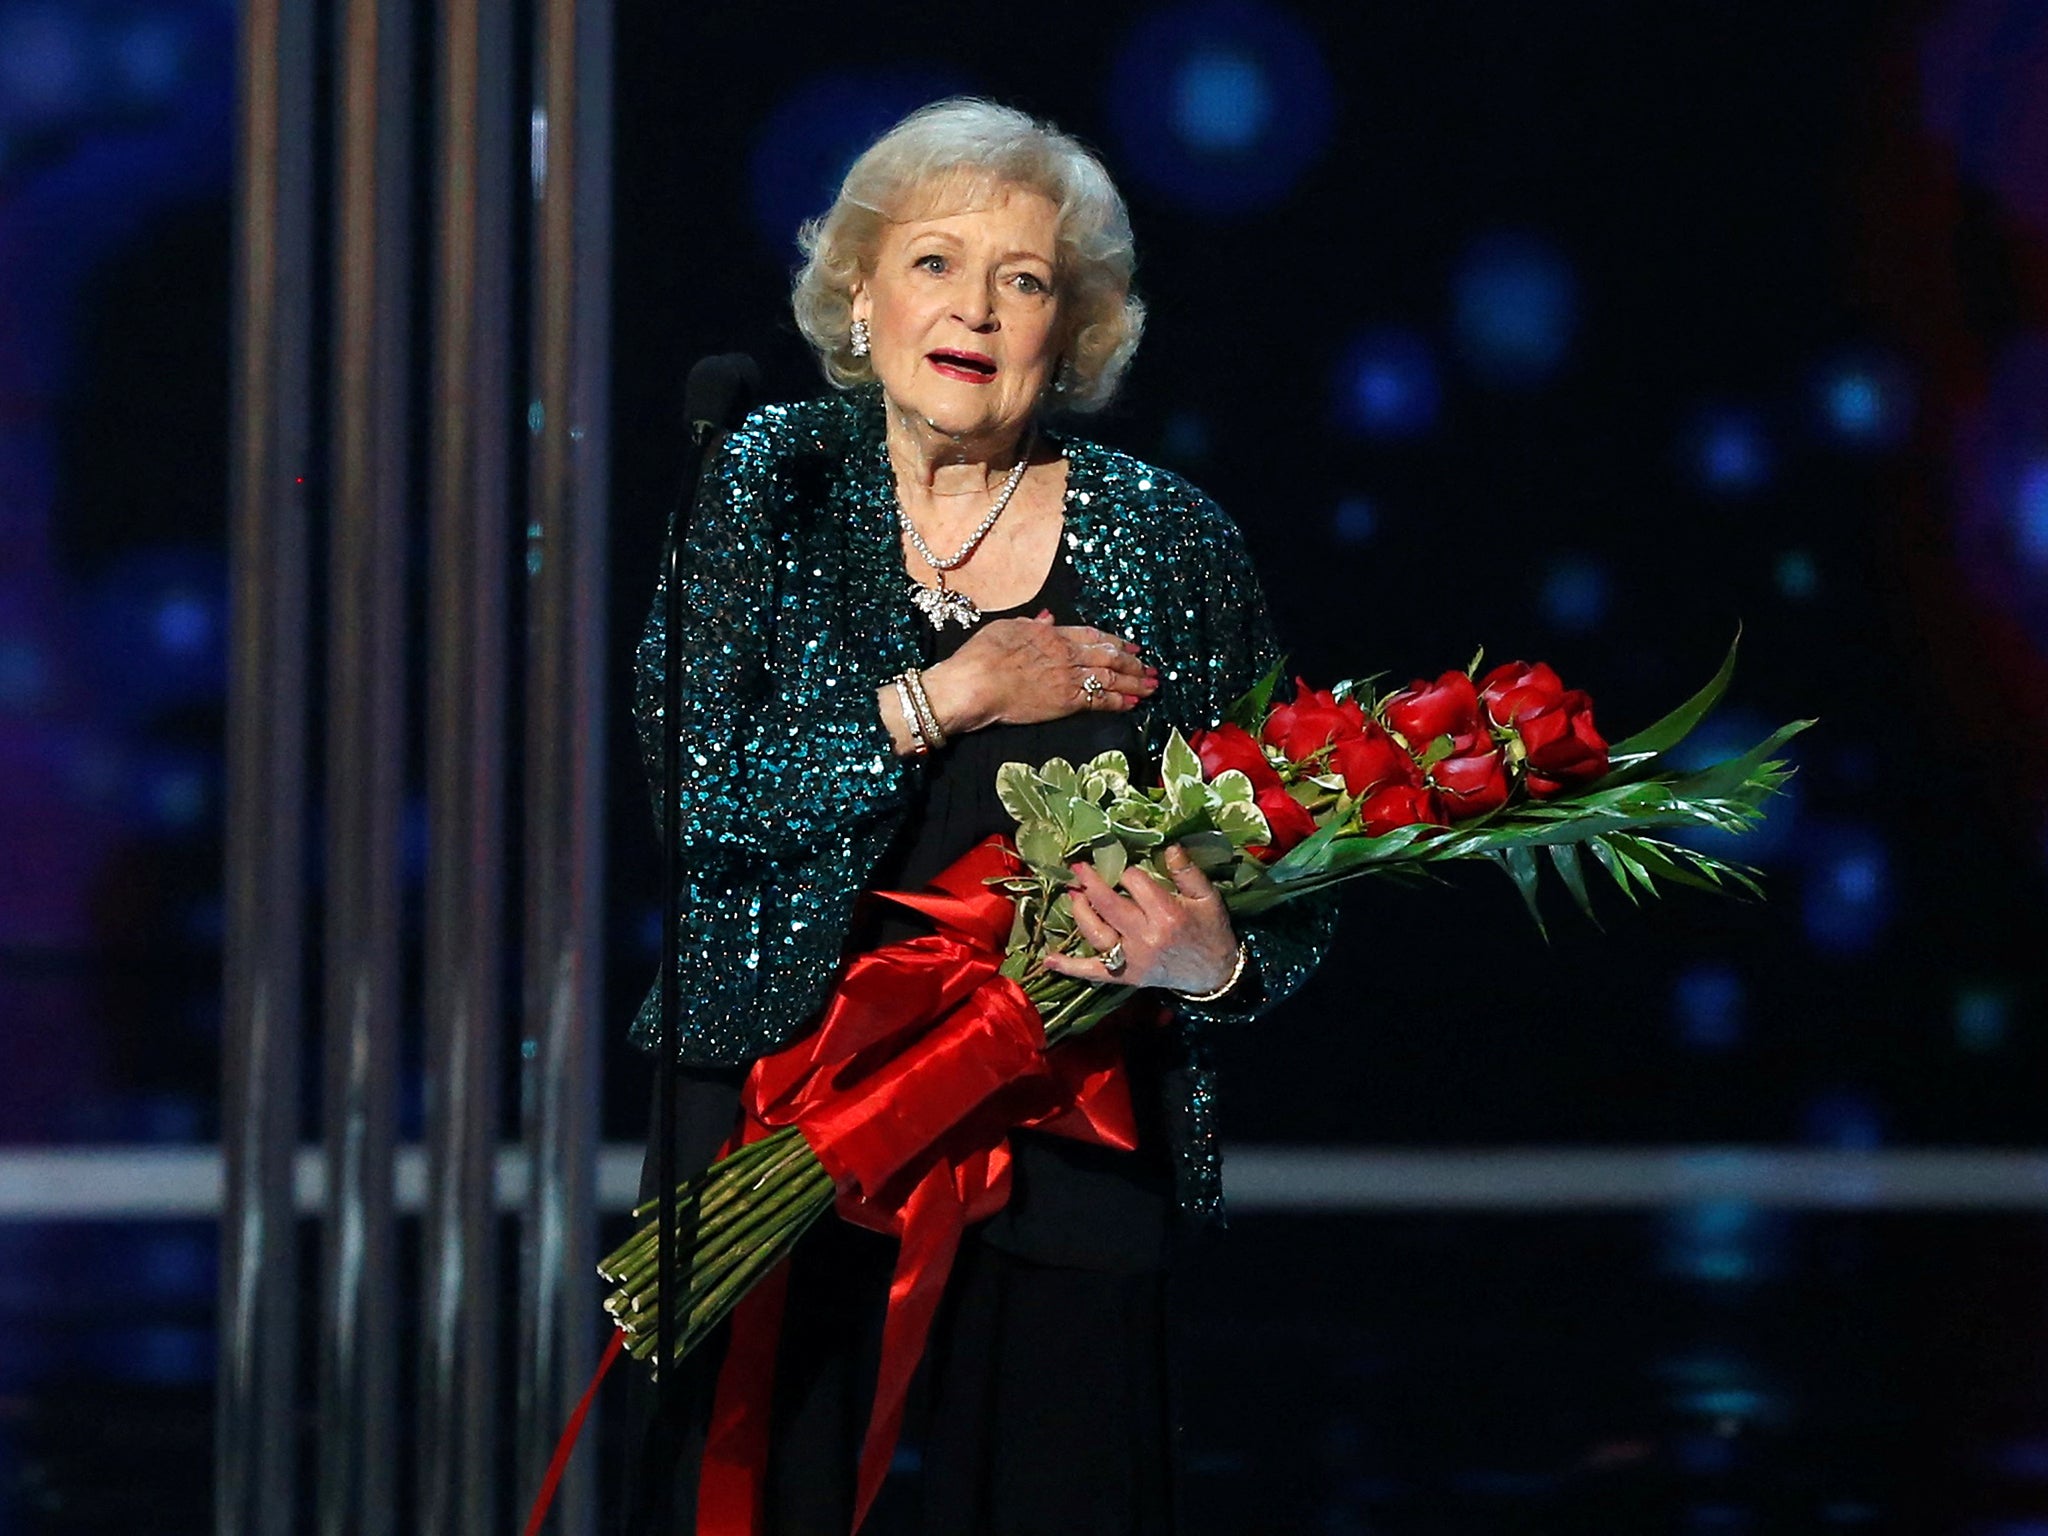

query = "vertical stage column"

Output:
[[321, 0, 411, 1532], [519, 0, 612, 1531], [420, 1, 515, 1533], [219, 1, 313, 1532]]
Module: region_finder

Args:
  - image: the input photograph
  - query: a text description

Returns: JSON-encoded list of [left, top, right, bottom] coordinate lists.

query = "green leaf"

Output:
[[1213, 799, 1271, 847], [1209, 768, 1256, 804], [1090, 839, 1128, 885], [1015, 824, 1066, 871], [1546, 841, 1599, 927], [1065, 801, 1110, 845], [1161, 729, 1202, 788], [1585, 835, 1643, 904], [1418, 734, 1455, 770], [1108, 816, 1167, 848], [1174, 830, 1241, 872], [1498, 846, 1548, 938], [1038, 757, 1078, 793], [995, 762, 1050, 828], [1664, 719, 1813, 802], [1083, 750, 1131, 788], [1259, 815, 1362, 883], [1606, 632, 1741, 760], [1223, 659, 1287, 732]]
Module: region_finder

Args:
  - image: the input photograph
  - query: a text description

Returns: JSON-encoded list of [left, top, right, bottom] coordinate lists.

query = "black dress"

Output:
[[624, 544, 1182, 1536]]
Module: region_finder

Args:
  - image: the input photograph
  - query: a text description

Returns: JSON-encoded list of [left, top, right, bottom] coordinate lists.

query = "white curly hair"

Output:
[[791, 98, 1146, 413]]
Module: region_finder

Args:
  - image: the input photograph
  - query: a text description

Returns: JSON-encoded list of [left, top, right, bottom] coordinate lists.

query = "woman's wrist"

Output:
[[1174, 939, 1249, 1005], [917, 656, 984, 736]]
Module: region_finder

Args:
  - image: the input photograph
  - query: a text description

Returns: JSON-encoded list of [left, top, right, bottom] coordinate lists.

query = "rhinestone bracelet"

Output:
[[902, 667, 948, 751], [891, 676, 930, 756]]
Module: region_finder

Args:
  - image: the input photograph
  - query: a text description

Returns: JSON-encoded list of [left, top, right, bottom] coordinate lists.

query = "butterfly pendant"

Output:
[[910, 580, 979, 630]]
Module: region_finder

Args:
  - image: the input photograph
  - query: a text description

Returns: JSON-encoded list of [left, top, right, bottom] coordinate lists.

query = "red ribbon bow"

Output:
[[697, 837, 1142, 1535]]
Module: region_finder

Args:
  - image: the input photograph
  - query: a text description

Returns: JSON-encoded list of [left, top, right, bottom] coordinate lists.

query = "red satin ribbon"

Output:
[[696, 837, 1142, 1536]]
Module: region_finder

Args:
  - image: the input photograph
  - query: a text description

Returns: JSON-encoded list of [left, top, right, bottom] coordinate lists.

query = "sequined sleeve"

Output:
[[632, 419, 913, 870], [1170, 488, 1340, 1029]]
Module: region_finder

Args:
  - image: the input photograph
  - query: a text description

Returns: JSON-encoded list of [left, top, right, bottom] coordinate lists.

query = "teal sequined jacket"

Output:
[[631, 388, 1335, 1222]]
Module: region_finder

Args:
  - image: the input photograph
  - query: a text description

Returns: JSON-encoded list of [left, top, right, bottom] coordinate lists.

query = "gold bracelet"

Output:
[[1176, 940, 1249, 1005], [903, 667, 948, 750], [892, 676, 930, 756]]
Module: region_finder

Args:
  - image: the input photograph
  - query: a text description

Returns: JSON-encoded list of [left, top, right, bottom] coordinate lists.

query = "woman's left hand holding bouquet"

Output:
[[1043, 842, 1242, 995]]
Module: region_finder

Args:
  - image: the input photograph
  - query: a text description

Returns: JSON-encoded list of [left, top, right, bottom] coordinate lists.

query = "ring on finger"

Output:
[[1101, 940, 1127, 975], [1080, 672, 1106, 701]]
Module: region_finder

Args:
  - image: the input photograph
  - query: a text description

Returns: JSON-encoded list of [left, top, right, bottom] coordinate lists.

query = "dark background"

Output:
[[5, 0, 2048, 1530]]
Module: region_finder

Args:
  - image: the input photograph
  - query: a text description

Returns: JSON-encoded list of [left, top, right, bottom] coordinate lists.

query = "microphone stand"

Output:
[[655, 355, 759, 1458]]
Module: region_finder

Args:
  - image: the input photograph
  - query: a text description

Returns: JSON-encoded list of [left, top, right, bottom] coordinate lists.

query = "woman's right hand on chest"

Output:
[[924, 612, 1158, 733]]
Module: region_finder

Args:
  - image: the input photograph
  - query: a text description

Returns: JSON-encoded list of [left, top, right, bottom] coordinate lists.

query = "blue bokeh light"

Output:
[[0, 637, 47, 710], [1686, 407, 1774, 495], [1811, 352, 1912, 449], [1107, 0, 1335, 215], [143, 759, 208, 830], [1673, 963, 1745, 1051], [112, 17, 187, 101], [1451, 232, 1578, 388], [1801, 824, 1892, 954], [2015, 456, 2048, 567], [1661, 1201, 1770, 1284], [1774, 549, 1819, 599], [89, 547, 226, 721], [1992, 1438, 2048, 1482], [1173, 48, 1272, 151], [0, 6, 86, 118], [1330, 495, 1377, 546], [1955, 985, 2011, 1051], [748, 69, 971, 251], [153, 589, 213, 656], [1332, 328, 1440, 439], [1669, 708, 1799, 866], [1538, 555, 1610, 632]]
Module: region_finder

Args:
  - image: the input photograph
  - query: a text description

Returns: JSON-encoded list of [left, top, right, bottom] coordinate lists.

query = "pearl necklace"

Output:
[[898, 436, 1033, 630]]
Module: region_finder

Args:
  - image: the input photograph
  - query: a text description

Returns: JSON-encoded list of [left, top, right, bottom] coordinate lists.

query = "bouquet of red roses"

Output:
[[595, 641, 1803, 1530]]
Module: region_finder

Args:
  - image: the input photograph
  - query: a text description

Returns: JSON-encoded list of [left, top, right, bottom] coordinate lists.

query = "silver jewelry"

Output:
[[892, 676, 930, 755], [901, 435, 1033, 630], [1080, 672, 1106, 702], [1100, 941, 1127, 976], [850, 318, 871, 358], [902, 667, 947, 749]]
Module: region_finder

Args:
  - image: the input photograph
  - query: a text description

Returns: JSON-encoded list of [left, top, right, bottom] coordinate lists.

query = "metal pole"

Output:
[[420, 0, 514, 1531], [518, 0, 612, 1527], [321, 0, 411, 1530], [219, 0, 314, 1531]]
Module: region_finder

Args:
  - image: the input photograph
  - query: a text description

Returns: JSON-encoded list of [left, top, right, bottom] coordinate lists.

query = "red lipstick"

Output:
[[927, 349, 997, 384]]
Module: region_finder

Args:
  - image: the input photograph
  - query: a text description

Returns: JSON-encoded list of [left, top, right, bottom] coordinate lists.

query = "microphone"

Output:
[[683, 351, 762, 457]]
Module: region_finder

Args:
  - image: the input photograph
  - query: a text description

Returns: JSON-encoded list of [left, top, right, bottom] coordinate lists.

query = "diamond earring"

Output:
[[850, 318, 871, 358]]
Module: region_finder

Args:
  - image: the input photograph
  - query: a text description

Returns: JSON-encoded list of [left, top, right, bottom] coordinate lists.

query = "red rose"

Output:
[[1518, 691, 1609, 796], [1383, 670, 1486, 751], [1261, 679, 1369, 764], [1329, 720, 1422, 798], [1431, 746, 1511, 819], [1357, 783, 1444, 837], [1191, 723, 1282, 791], [1249, 783, 1320, 862], [1477, 660, 1568, 728]]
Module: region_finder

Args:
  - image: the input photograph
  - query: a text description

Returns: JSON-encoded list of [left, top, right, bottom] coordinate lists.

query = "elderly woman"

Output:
[[626, 99, 1335, 1535]]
